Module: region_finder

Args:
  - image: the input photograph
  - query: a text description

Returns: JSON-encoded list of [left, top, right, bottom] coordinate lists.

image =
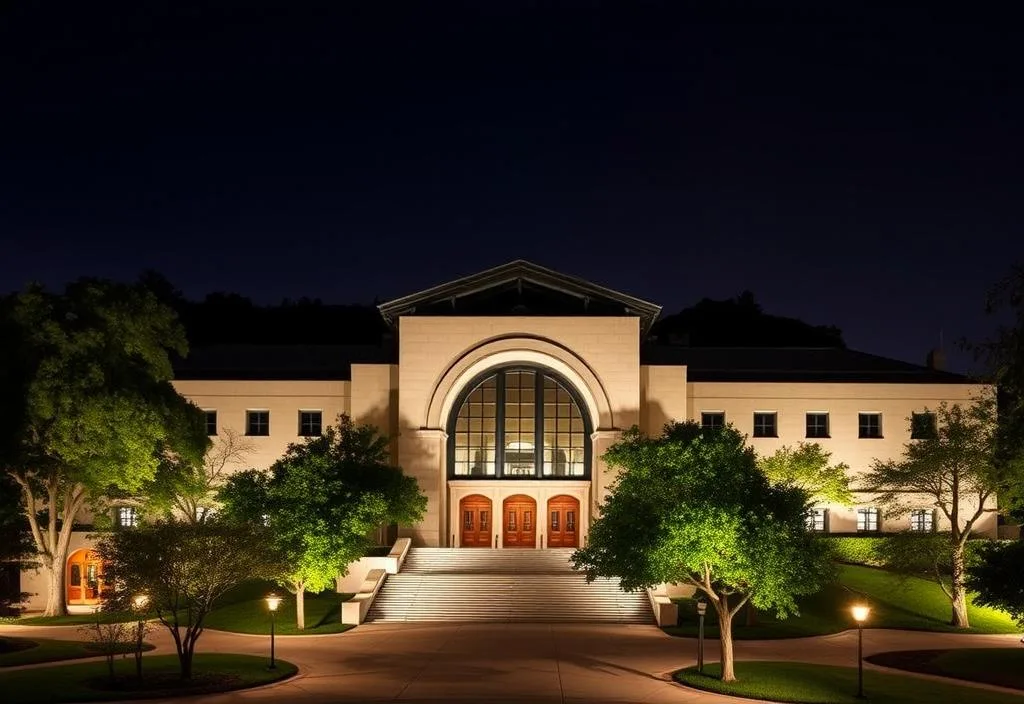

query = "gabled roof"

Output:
[[377, 259, 663, 335], [641, 345, 976, 384]]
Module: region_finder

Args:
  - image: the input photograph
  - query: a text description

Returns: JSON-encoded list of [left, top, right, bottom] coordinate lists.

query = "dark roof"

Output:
[[173, 344, 394, 380], [377, 259, 663, 335], [641, 346, 975, 384]]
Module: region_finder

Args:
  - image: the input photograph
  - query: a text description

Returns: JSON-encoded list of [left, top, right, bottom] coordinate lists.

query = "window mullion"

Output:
[[496, 371, 505, 478], [535, 370, 544, 478]]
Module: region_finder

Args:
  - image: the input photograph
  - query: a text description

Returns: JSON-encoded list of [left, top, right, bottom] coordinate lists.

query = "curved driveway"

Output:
[[3, 621, 1022, 703]]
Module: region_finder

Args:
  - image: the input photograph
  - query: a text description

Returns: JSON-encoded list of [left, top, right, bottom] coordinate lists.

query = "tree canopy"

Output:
[[0, 279, 209, 615], [219, 415, 426, 629], [572, 422, 833, 682], [757, 443, 853, 505]]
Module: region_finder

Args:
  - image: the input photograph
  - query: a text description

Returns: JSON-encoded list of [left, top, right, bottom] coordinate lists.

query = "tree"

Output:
[[862, 399, 1018, 628], [147, 428, 255, 523], [572, 423, 834, 682], [0, 280, 210, 616], [757, 443, 853, 505], [96, 520, 275, 680], [872, 531, 977, 601], [219, 415, 426, 629], [966, 540, 1024, 627]]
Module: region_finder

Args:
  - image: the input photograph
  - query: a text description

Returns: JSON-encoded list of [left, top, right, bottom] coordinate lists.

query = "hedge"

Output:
[[821, 536, 886, 566]]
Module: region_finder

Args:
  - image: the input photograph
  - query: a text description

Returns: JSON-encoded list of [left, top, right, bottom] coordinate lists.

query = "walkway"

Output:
[[2, 621, 1022, 703]]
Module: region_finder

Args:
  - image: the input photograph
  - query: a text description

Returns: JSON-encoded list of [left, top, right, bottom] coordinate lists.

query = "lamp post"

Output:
[[131, 593, 149, 680], [696, 599, 707, 674], [851, 604, 870, 699], [266, 593, 282, 670]]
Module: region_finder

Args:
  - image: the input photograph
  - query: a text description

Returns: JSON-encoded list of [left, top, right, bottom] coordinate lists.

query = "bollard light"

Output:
[[850, 604, 870, 698]]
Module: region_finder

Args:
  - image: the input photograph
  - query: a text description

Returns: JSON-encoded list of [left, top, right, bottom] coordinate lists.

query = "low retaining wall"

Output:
[[339, 537, 412, 625]]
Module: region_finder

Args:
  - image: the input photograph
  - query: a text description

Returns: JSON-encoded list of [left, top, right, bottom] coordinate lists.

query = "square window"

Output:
[[701, 412, 725, 430], [204, 410, 217, 437], [753, 412, 777, 438], [910, 509, 934, 532], [299, 411, 322, 437], [857, 507, 880, 532], [806, 413, 829, 439], [911, 412, 937, 440], [858, 413, 882, 439], [118, 506, 138, 528], [247, 410, 270, 436], [805, 508, 827, 532]]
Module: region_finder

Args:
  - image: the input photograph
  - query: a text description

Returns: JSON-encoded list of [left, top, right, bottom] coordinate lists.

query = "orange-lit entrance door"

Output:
[[66, 549, 105, 606], [460, 495, 492, 547], [547, 495, 580, 548], [502, 495, 537, 548]]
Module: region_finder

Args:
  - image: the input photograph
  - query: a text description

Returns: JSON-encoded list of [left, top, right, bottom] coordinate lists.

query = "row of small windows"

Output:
[[203, 410, 323, 438], [700, 411, 937, 440], [805, 507, 935, 533]]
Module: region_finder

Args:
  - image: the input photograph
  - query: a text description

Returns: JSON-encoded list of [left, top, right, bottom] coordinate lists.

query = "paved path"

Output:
[[2, 621, 1022, 703]]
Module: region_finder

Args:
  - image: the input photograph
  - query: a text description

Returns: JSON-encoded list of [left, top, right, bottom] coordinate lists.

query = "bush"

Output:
[[821, 536, 885, 566]]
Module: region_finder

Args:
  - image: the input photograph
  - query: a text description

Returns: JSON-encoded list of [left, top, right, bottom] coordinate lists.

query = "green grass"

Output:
[[1, 653, 296, 703], [664, 564, 1021, 639], [0, 636, 155, 667], [867, 648, 1024, 691], [202, 580, 355, 635], [675, 661, 1024, 703], [15, 580, 355, 635]]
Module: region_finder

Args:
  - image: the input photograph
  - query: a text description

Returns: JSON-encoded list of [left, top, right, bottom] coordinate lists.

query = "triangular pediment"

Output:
[[377, 260, 662, 334]]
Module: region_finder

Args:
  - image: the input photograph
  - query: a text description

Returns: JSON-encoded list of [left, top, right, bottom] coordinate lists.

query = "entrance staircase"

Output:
[[366, 548, 652, 623]]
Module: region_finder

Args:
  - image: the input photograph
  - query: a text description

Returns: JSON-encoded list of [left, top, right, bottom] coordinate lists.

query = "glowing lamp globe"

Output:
[[265, 593, 283, 612], [851, 604, 870, 623], [132, 593, 150, 610]]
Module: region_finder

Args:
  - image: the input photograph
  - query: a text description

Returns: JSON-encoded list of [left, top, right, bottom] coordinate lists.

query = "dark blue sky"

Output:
[[2, 2, 1021, 371]]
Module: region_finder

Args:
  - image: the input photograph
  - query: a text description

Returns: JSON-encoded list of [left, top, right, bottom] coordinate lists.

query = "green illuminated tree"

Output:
[[0, 280, 209, 616], [966, 540, 1024, 627], [572, 422, 833, 682], [757, 442, 853, 505], [862, 398, 1019, 628], [219, 415, 426, 629]]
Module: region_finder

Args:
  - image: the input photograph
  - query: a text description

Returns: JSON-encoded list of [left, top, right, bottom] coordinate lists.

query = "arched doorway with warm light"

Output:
[[459, 494, 493, 548], [503, 494, 537, 548], [547, 495, 580, 548], [66, 549, 105, 607]]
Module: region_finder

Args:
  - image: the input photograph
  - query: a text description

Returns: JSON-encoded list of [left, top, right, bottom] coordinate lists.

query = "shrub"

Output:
[[820, 536, 885, 566]]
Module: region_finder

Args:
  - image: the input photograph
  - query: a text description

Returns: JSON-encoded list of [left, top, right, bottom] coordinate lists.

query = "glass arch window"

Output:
[[448, 366, 591, 479]]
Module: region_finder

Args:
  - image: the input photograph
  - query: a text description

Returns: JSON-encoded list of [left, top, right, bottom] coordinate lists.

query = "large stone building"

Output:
[[21, 260, 995, 612]]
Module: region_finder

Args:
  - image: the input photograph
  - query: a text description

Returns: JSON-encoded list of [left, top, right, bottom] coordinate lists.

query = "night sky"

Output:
[[2, 2, 1021, 371]]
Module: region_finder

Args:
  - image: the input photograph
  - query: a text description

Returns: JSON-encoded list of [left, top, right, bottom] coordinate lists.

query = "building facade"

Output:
[[18, 261, 996, 611]]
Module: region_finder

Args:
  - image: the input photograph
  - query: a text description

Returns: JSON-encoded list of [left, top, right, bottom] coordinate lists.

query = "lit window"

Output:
[[857, 507, 880, 532], [805, 508, 827, 533], [806, 413, 829, 439], [701, 412, 725, 430], [204, 410, 217, 437], [859, 413, 882, 439], [118, 506, 138, 528], [910, 509, 934, 532], [299, 410, 322, 437], [911, 412, 937, 440], [247, 410, 270, 436], [449, 367, 589, 478], [753, 412, 777, 438]]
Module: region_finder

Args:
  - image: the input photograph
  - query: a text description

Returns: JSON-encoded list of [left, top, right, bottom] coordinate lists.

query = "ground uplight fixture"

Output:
[[695, 599, 708, 673], [850, 604, 870, 698], [266, 592, 282, 669]]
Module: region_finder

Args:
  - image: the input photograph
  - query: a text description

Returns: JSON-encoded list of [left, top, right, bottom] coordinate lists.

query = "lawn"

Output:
[[202, 579, 355, 635], [14, 579, 356, 636], [0, 636, 154, 667], [867, 648, 1024, 691], [675, 661, 1024, 704], [664, 564, 1020, 639], [2, 654, 296, 703]]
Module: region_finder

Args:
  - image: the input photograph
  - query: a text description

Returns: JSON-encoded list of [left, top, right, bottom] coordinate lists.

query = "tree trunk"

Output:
[[296, 589, 305, 630], [718, 607, 736, 682], [180, 641, 194, 680], [44, 560, 67, 617], [950, 547, 970, 628]]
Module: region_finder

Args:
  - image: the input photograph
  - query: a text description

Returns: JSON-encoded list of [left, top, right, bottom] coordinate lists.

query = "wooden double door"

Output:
[[502, 495, 537, 548], [547, 495, 580, 548], [460, 495, 492, 548], [66, 549, 104, 605]]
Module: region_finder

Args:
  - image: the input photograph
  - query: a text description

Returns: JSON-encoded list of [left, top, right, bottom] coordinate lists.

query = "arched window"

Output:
[[448, 366, 591, 478]]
